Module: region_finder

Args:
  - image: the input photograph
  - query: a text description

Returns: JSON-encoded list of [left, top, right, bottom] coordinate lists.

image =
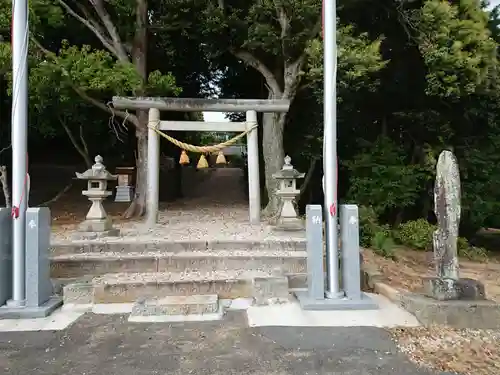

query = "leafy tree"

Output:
[[199, 0, 322, 214], [30, 0, 180, 217]]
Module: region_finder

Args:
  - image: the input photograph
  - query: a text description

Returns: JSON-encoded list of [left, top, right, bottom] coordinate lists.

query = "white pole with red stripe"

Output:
[[9, 0, 29, 307], [322, 0, 343, 298]]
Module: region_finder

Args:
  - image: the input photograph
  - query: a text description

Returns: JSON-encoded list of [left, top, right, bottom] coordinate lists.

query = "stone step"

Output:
[[50, 250, 307, 278], [64, 270, 290, 304], [128, 295, 225, 323], [131, 294, 219, 316], [50, 239, 306, 256]]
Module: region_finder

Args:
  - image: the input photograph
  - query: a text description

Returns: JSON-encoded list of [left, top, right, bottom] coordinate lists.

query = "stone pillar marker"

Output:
[[272, 156, 304, 231], [75, 155, 120, 239], [0, 207, 62, 318], [424, 150, 485, 301], [434, 150, 460, 280], [0, 208, 12, 307], [296, 203, 378, 310]]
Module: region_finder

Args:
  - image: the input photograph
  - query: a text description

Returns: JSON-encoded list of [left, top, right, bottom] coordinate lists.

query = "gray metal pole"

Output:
[[10, 0, 29, 306], [323, 0, 342, 298]]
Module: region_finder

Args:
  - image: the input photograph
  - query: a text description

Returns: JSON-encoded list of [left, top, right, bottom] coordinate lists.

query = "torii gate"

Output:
[[111, 97, 290, 226]]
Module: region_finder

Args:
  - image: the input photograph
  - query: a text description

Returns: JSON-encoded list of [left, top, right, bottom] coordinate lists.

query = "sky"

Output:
[[203, 111, 228, 122]]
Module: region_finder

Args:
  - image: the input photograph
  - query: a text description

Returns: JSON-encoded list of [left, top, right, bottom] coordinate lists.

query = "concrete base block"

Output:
[[400, 293, 500, 329], [295, 290, 378, 311], [0, 296, 63, 319]]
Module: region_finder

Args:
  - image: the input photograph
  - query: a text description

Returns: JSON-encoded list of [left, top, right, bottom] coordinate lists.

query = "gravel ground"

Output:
[[52, 168, 305, 242], [363, 249, 500, 375], [390, 326, 500, 375]]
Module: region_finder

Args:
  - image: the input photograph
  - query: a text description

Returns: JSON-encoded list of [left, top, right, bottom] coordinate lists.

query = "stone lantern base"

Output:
[[272, 191, 305, 232], [73, 225, 120, 240], [79, 216, 118, 232], [274, 216, 304, 232], [72, 217, 120, 240]]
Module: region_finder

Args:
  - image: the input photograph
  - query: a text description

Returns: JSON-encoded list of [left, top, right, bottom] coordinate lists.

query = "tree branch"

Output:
[[0, 144, 11, 155], [299, 157, 318, 198], [272, 0, 290, 58], [231, 49, 282, 96], [39, 181, 73, 207], [89, 0, 129, 62], [282, 15, 322, 99], [79, 125, 90, 164], [59, 116, 92, 168], [56, 0, 119, 58], [283, 54, 306, 99], [73, 85, 139, 127], [31, 36, 139, 128]]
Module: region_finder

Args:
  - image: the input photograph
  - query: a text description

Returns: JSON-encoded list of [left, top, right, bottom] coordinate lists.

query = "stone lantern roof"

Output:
[[75, 155, 117, 181], [272, 156, 305, 180]]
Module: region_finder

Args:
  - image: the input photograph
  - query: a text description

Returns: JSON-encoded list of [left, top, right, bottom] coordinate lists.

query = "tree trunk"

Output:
[[124, 0, 149, 218], [299, 157, 318, 199], [0, 166, 11, 207], [262, 111, 286, 217], [124, 111, 148, 218]]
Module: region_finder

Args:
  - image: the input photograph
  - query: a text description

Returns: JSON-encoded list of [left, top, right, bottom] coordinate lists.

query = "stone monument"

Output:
[[272, 156, 304, 231], [424, 150, 485, 301], [75, 155, 120, 239]]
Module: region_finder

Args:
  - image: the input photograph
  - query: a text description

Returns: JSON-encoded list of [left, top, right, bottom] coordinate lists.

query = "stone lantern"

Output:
[[272, 155, 305, 231], [75, 155, 119, 238]]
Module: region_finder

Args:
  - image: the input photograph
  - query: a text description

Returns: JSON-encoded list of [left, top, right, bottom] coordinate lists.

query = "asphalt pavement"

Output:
[[0, 311, 440, 375]]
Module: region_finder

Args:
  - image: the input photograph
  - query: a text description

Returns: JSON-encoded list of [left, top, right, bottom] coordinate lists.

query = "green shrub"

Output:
[[359, 205, 380, 247], [359, 205, 396, 259], [457, 236, 469, 254], [371, 230, 396, 259], [396, 220, 488, 261], [462, 246, 488, 261], [457, 237, 488, 261], [396, 219, 436, 250]]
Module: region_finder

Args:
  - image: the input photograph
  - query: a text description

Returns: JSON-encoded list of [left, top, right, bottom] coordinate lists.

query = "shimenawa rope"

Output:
[[148, 120, 256, 154]]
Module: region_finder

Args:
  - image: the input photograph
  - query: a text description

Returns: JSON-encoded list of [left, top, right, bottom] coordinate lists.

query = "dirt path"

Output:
[[180, 167, 246, 206]]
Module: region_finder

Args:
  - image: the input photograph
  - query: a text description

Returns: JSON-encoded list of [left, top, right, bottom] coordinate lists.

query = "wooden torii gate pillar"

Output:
[[111, 97, 290, 226]]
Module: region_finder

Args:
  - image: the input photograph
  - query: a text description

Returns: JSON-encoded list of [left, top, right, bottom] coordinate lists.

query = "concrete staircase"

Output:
[[50, 239, 307, 309]]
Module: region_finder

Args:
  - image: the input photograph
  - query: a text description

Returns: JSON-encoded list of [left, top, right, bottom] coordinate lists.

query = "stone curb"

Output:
[[362, 266, 500, 329]]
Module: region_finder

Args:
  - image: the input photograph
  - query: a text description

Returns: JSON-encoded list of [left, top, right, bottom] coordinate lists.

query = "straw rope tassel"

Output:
[[197, 154, 209, 169], [216, 151, 227, 164], [179, 150, 190, 165]]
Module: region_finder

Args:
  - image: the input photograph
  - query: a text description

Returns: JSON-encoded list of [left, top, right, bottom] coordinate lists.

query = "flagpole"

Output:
[[9, 0, 29, 306], [323, 0, 343, 298]]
